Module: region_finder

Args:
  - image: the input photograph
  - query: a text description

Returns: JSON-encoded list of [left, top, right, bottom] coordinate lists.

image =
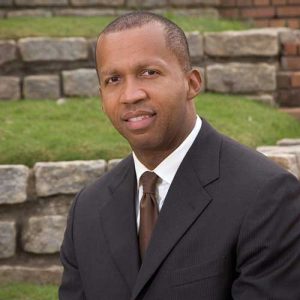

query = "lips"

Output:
[[122, 110, 156, 131], [128, 114, 151, 122]]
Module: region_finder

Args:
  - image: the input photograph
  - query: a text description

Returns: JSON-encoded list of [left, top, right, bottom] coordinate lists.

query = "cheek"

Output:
[[102, 103, 119, 127], [101, 88, 120, 108], [102, 93, 118, 115]]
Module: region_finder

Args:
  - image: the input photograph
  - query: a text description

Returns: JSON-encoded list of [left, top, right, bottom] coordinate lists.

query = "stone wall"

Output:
[[0, 142, 299, 284], [0, 0, 220, 18], [0, 159, 120, 285], [3, 28, 300, 107], [277, 30, 300, 107], [219, 0, 300, 30], [1, 0, 300, 30]]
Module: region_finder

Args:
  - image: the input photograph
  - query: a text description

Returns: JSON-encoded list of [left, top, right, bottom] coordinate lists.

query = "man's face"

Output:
[[96, 23, 200, 166]]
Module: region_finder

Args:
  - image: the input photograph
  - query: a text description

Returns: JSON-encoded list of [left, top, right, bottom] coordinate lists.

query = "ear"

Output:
[[186, 67, 202, 100]]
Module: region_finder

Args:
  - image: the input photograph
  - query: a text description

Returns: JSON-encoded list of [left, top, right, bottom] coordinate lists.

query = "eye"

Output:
[[105, 75, 120, 85], [141, 69, 159, 77]]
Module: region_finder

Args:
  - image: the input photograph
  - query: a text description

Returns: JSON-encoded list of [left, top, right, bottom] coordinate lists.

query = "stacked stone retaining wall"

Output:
[[0, 159, 120, 284], [0, 0, 220, 19], [2, 28, 300, 106], [1, 1, 300, 30], [0, 141, 299, 284], [219, 0, 300, 30], [277, 30, 300, 106]]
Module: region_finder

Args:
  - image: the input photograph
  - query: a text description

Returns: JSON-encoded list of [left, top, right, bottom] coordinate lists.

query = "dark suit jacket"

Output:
[[59, 119, 300, 300]]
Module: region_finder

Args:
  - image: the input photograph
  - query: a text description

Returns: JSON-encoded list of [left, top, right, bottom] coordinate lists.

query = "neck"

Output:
[[134, 149, 174, 170]]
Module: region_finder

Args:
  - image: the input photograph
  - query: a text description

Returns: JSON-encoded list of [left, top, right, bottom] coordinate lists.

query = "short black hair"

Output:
[[95, 11, 191, 78]]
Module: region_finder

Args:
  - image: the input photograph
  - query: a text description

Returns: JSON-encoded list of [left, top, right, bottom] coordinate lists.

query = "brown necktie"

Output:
[[139, 171, 159, 260]]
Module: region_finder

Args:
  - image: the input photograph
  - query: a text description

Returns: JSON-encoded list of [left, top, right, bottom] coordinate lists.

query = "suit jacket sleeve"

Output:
[[232, 173, 300, 299], [59, 189, 86, 300]]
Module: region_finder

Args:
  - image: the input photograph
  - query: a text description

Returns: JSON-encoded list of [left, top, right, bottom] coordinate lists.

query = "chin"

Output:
[[130, 139, 159, 152]]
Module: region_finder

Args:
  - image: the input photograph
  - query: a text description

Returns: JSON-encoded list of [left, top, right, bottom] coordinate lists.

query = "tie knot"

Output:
[[140, 171, 158, 194]]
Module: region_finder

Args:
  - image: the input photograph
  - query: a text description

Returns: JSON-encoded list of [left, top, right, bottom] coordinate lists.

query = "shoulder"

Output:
[[194, 119, 299, 205], [216, 133, 300, 211], [192, 119, 294, 190], [220, 133, 291, 182]]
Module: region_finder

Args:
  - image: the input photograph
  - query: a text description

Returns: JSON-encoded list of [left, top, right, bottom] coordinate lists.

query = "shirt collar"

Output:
[[133, 116, 202, 186]]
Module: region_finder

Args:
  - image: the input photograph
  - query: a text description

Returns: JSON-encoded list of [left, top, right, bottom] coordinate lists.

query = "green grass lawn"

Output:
[[0, 282, 58, 300], [0, 15, 251, 39], [0, 93, 299, 167]]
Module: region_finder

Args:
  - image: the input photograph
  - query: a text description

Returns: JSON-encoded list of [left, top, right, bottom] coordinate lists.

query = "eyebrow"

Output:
[[99, 59, 168, 77], [100, 69, 119, 77]]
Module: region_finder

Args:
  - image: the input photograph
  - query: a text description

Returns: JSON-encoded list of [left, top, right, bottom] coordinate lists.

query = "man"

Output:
[[59, 12, 300, 300]]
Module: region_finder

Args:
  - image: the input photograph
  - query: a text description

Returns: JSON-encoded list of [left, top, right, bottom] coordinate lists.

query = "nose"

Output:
[[120, 77, 147, 104]]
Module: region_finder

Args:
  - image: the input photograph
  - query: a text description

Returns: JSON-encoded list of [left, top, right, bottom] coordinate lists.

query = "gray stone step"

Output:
[[0, 264, 62, 285]]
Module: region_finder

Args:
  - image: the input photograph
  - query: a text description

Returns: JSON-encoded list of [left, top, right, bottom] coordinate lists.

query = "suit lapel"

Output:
[[131, 119, 222, 299], [99, 156, 140, 292]]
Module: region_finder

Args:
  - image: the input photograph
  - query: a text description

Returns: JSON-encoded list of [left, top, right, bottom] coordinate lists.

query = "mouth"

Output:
[[127, 114, 152, 122], [122, 111, 156, 131]]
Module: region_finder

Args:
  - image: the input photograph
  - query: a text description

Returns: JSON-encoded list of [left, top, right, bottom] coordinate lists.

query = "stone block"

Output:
[[283, 42, 298, 56], [205, 29, 279, 57], [0, 265, 63, 285], [54, 8, 115, 16], [173, 8, 219, 18], [70, 0, 124, 6], [277, 89, 300, 107], [257, 145, 300, 173], [244, 94, 275, 106], [22, 215, 67, 254], [186, 32, 204, 59], [258, 152, 299, 178], [206, 63, 276, 93], [19, 37, 88, 62], [280, 29, 300, 44], [34, 160, 106, 197], [127, 0, 167, 7], [0, 0, 13, 6], [0, 76, 21, 100], [15, 0, 68, 6], [33, 195, 73, 216], [277, 138, 300, 146], [23, 75, 60, 99], [257, 145, 300, 155], [291, 72, 300, 88], [114, 9, 135, 16], [63, 68, 99, 97], [0, 221, 16, 258], [281, 57, 300, 71], [170, 0, 220, 5], [107, 159, 122, 171], [275, 156, 299, 178], [0, 40, 17, 65], [89, 38, 97, 63], [0, 165, 29, 204], [277, 72, 291, 89], [7, 9, 52, 17]]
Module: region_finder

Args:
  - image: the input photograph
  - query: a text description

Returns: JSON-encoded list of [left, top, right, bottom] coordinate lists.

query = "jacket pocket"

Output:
[[171, 257, 227, 287]]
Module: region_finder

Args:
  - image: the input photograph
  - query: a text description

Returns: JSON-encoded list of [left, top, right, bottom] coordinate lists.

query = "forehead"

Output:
[[98, 22, 166, 51], [96, 23, 178, 72]]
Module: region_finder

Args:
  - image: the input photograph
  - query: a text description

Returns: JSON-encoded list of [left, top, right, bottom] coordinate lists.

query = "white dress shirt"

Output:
[[133, 115, 202, 230]]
